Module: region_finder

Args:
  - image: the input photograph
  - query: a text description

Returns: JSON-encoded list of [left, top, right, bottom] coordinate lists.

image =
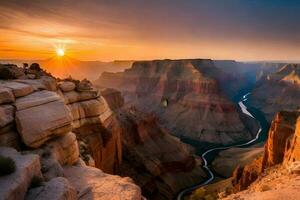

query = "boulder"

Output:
[[2, 82, 34, 97], [0, 147, 42, 200], [63, 164, 142, 200], [15, 100, 73, 148], [15, 90, 61, 110], [58, 81, 75, 92], [46, 132, 79, 165], [76, 79, 93, 92], [25, 177, 77, 200], [29, 63, 42, 71], [0, 64, 25, 79], [0, 87, 15, 104], [0, 105, 14, 128]]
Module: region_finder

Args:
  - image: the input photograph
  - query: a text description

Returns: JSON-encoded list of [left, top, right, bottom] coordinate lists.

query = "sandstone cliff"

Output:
[[223, 111, 300, 199], [115, 108, 206, 199], [0, 64, 142, 200], [96, 59, 254, 146], [250, 64, 300, 122]]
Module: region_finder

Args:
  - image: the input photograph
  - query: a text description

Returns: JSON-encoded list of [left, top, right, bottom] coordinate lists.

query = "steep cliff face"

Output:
[[229, 111, 300, 195], [96, 59, 253, 145], [0, 64, 142, 200], [116, 108, 206, 199], [250, 64, 300, 122]]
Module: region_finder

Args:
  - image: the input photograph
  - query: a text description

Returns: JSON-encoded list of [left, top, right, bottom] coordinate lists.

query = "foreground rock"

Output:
[[0, 147, 42, 200], [26, 177, 77, 200], [64, 162, 142, 200], [0, 64, 143, 200]]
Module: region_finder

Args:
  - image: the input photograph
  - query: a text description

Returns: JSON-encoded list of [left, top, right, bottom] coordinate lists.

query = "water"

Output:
[[176, 92, 269, 200]]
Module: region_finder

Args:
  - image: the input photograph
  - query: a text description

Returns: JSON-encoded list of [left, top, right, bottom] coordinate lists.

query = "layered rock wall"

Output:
[[96, 59, 254, 146], [0, 64, 142, 200], [231, 111, 300, 192]]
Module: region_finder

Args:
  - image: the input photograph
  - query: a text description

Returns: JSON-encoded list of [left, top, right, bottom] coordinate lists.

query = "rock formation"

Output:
[[96, 59, 255, 146], [250, 64, 300, 122], [116, 108, 206, 199], [0, 64, 142, 200], [227, 111, 300, 196]]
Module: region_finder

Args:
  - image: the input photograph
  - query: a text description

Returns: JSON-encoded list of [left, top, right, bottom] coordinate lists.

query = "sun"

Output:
[[56, 48, 65, 57]]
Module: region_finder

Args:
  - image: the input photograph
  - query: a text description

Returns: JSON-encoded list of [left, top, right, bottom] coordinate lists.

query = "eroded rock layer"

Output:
[[250, 64, 300, 122], [116, 108, 206, 199], [0, 64, 142, 200], [96, 59, 253, 145], [230, 111, 300, 194]]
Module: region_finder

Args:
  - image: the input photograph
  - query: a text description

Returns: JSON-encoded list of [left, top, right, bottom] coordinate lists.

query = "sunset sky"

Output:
[[1, 0, 300, 61]]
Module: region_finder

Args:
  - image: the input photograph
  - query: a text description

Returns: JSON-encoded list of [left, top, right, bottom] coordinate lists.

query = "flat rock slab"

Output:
[[2, 82, 34, 97], [25, 177, 77, 200], [63, 90, 99, 104], [0, 87, 15, 104], [15, 90, 61, 110], [16, 100, 73, 148], [64, 165, 142, 200], [0, 105, 14, 128], [0, 147, 42, 200], [68, 99, 106, 121]]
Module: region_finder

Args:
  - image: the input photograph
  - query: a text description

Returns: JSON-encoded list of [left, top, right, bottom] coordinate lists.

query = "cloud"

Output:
[[0, 0, 300, 60]]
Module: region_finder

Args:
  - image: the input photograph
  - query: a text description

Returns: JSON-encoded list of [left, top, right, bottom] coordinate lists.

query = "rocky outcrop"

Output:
[[116, 108, 206, 199], [0, 147, 42, 200], [16, 99, 73, 148], [96, 59, 253, 146], [262, 111, 299, 168], [230, 111, 300, 194], [63, 161, 142, 200], [25, 177, 77, 200], [285, 117, 300, 163], [222, 164, 300, 200], [250, 64, 300, 122], [0, 64, 142, 200]]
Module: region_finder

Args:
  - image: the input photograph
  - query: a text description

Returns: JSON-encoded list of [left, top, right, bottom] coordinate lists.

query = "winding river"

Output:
[[176, 92, 267, 200]]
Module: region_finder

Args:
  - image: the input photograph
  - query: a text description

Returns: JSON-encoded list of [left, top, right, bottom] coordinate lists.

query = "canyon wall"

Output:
[[250, 64, 300, 122], [229, 110, 300, 194], [115, 108, 206, 199], [96, 59, 255, 146]]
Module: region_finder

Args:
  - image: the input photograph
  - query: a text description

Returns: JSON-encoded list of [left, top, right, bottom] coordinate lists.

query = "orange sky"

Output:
[[1, 1, 300, 62]]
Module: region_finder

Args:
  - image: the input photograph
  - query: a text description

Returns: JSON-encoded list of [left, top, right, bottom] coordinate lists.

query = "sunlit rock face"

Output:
[[96, 59, 254, 145], [230, 111, 300, 194], [0, 64, 142, 200], [250, 64, 300, 122]]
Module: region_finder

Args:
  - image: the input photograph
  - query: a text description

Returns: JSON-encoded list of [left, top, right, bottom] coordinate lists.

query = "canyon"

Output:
[[96, 59, 259, 147], [0, 59, 299, 200]]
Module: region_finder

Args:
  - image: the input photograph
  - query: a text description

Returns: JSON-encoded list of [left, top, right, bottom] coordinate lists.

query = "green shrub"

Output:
[[30, 176, 44, 188], [0, 155, 16, 176]]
